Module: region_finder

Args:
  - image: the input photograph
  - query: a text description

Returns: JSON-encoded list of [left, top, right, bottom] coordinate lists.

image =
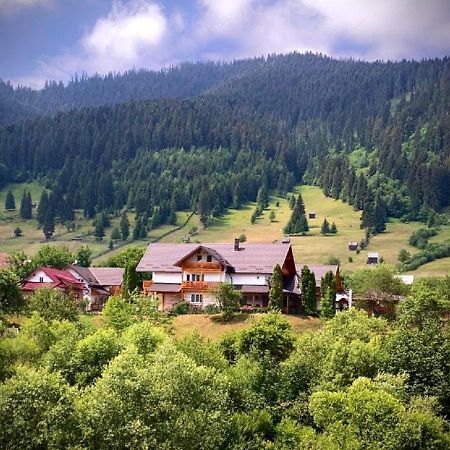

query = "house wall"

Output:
[[28, 270, 53, 283], [225, 273, 269, 285], [183, 292, 217, 307], [153, 272, 182, 283]]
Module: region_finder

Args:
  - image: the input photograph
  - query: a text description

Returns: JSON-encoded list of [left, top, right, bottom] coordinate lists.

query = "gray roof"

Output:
[[90, 268, 124, 286], [147, 283, 182, 293], [137, 242, 292, 274]]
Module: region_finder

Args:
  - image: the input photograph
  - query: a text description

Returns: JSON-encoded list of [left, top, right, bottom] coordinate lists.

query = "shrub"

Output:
[[103, 296, 133, 331], [29, 288, 79, 322], [171, 301, 189, 316]]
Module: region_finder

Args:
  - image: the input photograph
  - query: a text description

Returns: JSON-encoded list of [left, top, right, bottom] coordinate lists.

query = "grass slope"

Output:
[[1, 183, 449, 275]]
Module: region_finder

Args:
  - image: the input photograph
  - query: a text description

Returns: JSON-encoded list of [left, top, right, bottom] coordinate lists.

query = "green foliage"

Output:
[[104, 246, 145, 268], [301, 266, 317, 315], [0, 269, 23, 314], [103, 295, 133, 331], [4, 189, 15, 210], [320, 217, 330, 235], [121, 321, 166, 357], [330, 221, 337, 234], [111, 226, 121, 240], [320, 285, 335, 319], [122, 263, 138, 298], [238, 313, 294, 362], [13, 226, 22, 237], [29, 288, 79, 322], [19, 190, 32, 219], [75, 245, 92, 267], [238, 233, 247, 243], [0, 367, 76, 449], [33, 245, 74, 269], [119, 211, 130, 240], [284, 194, 309, 235], [269, 209, 276, 222], [268, 264, 284, 311], [213, 282, 242, 320], [310, 376, 450, 449]]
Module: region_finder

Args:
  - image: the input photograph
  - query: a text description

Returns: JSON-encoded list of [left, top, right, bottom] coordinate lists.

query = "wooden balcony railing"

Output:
[[183, 262, 222, 271], [181, 281, 219, 291]]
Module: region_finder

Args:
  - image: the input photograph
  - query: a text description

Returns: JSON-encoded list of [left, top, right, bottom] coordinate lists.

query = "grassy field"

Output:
[[1, 182, 449, 275], [171, 314, 321, 340], [59, 313, 322, 340]]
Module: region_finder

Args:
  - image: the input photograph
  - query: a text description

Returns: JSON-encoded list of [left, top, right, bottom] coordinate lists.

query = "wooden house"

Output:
[[137, 239, 300, 313], [308, 211, 316, 219], [348, 241, 358, 251]]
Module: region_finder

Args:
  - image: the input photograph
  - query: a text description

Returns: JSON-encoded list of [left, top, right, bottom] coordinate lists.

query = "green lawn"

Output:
[[1, 182, 449, 276]]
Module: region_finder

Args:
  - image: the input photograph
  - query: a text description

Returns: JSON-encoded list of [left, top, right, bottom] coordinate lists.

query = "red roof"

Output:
[[21, 267, 85, 292]]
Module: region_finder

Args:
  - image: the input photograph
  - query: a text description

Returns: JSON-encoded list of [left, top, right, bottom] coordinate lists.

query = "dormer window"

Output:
[[206, 255, 212, 262], [39, 277, 44, 282], [197, 254, 202, 261]]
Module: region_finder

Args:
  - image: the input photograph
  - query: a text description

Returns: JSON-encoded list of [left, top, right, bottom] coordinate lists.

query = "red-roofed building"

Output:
[[20, 267, 85, 299]]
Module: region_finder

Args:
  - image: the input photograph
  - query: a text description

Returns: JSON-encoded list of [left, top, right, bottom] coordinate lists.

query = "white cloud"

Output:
[[13, 0, 450, 87]]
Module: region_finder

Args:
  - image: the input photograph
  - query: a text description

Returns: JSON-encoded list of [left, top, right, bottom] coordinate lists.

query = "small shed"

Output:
[[367, 252, 379, 265], [348, 241, 358, 251], [308, 211, 316, 219], [281, 236, 291, 244]]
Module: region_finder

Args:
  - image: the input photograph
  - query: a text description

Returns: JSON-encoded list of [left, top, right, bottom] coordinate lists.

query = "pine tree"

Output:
[[133, 218, 142, 241], [94, 221, 105, 241], [330, 222, 337, 234], [43, 213, 55, 240], [111, 227, 121, 240], [123, 263, 137, 298], [301, 266, 317, 315], [120, 211, 130, 240], [37, 190, 49, 225], [108, 239, 114, 250], [20, 190, 32, 219], [284, 194, 309, 234], [373, 191, 387, 233], [268, 264, 284, 310], [320, 271, 336, 318], [269, 210, 276, 222], [256, 185, 269, 209], [288, 194, 295, 210], [5, 190, 15, 210], [321, 217, 331, 235]]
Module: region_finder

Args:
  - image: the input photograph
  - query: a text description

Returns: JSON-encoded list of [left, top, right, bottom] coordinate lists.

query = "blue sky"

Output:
[[1, 0, 450, 88]]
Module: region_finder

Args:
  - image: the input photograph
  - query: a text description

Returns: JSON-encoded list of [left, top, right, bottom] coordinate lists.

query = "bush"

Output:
[[348, 256, 353, 263], [325, 256, 340, 265], [204, 304, 220, 315], [103, 296, 133, 331], [171, 301, 189, 316], [29, 288, 79, 322]]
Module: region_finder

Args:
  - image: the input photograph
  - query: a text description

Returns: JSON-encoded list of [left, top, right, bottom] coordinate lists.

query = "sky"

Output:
[[1, 0, 450, 88]]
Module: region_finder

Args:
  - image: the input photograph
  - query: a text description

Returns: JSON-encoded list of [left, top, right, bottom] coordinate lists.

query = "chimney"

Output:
[[234, 238, 240, 251]]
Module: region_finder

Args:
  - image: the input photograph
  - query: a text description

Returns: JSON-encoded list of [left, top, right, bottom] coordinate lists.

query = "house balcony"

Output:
[[181, 281, 219, 291], [182, 262, 223, 272]]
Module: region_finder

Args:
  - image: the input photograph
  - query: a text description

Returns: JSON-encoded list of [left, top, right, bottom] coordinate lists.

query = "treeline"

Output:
[[1, 280, 450, 448], [1, 53, 449, 226]]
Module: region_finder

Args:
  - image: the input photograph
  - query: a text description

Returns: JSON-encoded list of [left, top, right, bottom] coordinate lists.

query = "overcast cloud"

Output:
[[7, 0, 450, 87]]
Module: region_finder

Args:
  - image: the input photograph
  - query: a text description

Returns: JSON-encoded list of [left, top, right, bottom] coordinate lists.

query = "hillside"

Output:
[[0, 53, 449, 271], [2, 182, 448, 276]]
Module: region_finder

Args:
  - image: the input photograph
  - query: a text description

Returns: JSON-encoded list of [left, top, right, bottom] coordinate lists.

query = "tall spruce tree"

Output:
[[284, 194, 309, 234], [123, 263, 138, 298], [268, 264, 284, 310], [373, 191, 387, 233], [320, 271, 336, 318], [20, 191, 32, 219], [321, 217, 331, 235], [120, 211, 130, 240], [37, 190, 49, 225], [301, 266, 317, 315], [42, 213, 55, 239], [5, 190, 15, 210]]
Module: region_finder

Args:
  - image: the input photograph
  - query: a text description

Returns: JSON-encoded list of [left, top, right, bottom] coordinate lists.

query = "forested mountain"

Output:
[[0, 52, 449, 235], [0, 59, 264, 126]]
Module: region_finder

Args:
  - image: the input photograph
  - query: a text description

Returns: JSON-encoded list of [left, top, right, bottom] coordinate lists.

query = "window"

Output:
[[39, 277, 44, 282], [186, 274, 190, 281], [197, 254, 202, 261], [190, 293, 203, 303], [191, 273, 203, 282], [206, 255, 212, 262]]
